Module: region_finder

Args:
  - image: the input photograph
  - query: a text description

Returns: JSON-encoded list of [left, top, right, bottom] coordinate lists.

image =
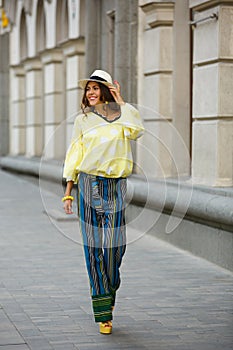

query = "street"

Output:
[[0, 169, 232, 350]]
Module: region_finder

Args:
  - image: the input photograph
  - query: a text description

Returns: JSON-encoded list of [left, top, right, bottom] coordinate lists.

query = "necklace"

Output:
[[93, 108, 121, 122]]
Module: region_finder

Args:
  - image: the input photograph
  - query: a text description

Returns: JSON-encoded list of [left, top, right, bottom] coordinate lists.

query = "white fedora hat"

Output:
[[78, 69, 113, 89]]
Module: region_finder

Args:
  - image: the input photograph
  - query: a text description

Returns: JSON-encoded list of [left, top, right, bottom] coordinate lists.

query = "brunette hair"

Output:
[[81, 82, 120, 114]]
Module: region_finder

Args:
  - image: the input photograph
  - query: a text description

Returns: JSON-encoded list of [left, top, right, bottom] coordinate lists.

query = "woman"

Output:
[[62, 70, 144, 334]]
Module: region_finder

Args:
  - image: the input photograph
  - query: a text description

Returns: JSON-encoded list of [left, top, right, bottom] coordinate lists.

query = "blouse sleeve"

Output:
[[63, 116, 83, 182], [121, 103, 145, 140]]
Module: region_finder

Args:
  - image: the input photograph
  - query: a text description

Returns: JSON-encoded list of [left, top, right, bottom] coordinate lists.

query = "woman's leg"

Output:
[[101, 177, 127, 307], [78, 174, 126, 323], [78, 173, 113, 323]]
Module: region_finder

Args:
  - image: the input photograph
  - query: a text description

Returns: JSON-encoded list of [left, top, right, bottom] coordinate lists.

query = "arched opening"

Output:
[[19, 9, 28, 60], [56, 0, 68, 44], [36, 0, 46, 53]]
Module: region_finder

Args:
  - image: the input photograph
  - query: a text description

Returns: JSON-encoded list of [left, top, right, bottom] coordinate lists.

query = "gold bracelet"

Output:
[[62, 195, 74, 202]]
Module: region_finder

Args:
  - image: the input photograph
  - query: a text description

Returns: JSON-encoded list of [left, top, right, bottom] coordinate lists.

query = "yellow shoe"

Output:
[[99, 321, 112, 334]]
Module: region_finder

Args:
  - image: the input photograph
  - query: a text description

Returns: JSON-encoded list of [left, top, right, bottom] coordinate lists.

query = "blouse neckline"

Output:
[[92, 109, 121, 123]]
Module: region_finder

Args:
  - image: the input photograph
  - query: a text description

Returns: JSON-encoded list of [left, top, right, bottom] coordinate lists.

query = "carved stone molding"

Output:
[[40, 48, 63, 65], [140, 1, 174, 28], [11, 64, 25, 77], [60, 37, 85, 57], [23, 57, 42, 72], [189, 0, 233, 11]]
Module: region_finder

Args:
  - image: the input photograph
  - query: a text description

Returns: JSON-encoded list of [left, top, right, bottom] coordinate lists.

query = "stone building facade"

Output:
[[0, 0, 233, 270]]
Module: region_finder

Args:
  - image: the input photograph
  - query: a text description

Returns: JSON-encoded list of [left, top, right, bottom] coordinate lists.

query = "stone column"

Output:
[[0, 33, 9, 156], [115, 0, 138, 102], [114, 0, 138, 169], [84, 0, 101, 76], [190, 0, 233, 186], [24, 58, 43, 157], [41, 49, 65, 159], [139, 1, 175, 178], [62, 38, 85, 150], [128, 0, 139, 104], [10, 65, 26, 155], [172, 1, 191, 177]]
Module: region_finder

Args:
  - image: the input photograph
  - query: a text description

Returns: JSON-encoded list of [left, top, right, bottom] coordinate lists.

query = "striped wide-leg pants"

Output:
[[78, 172, 127, 323]]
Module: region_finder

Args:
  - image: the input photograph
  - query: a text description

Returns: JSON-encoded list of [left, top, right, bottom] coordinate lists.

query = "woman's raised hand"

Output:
[[109, 81, 125, 105]]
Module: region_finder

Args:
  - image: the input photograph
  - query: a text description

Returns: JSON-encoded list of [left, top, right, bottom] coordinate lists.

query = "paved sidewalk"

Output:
[[0, 169, 232, 350]]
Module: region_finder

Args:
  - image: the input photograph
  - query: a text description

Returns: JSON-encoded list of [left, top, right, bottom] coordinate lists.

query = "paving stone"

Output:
[[0, 170, 233, 350], [0, 310, 26, 347], [0, 346, 30, 350]]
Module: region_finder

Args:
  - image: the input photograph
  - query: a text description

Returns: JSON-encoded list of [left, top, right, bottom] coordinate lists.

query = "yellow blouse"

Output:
[[63, 103, 144, 182]]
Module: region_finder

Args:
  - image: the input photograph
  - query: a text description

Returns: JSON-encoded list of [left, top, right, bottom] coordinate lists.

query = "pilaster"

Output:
[[115, 0, 138, 103], [41, 49, 65, 159], [24, 57, 43, 157], [84, 0, 101, 76], [171, 1, 191, 177], [138, 1, 175, 178], [0, 32, 9, 156], [61, 39, 85, 149], [10, 65, 26, 155], [190, 0, 233, 186]]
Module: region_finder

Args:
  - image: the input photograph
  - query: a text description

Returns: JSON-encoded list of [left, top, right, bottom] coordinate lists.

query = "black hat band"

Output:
[[90, 76, 107, 82]]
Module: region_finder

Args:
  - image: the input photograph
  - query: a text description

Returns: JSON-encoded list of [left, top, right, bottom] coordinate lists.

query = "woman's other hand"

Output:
[[63, 199, 73, 214]]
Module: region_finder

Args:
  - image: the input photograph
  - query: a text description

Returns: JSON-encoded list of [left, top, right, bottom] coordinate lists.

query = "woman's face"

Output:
[[85, 81, 102, 106]]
